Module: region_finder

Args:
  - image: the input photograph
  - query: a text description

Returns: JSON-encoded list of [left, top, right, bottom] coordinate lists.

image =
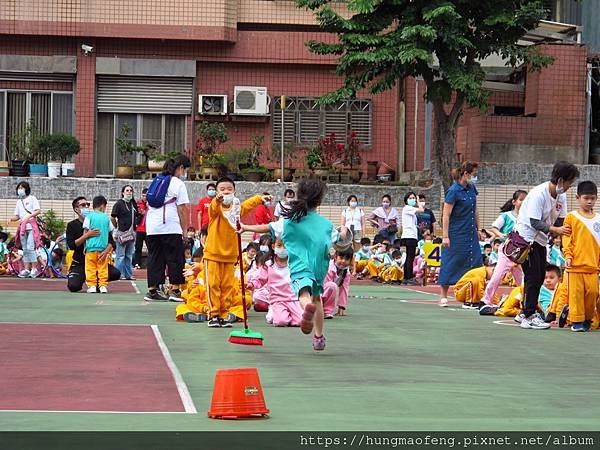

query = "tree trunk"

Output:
[[433, 102, 457, 192]]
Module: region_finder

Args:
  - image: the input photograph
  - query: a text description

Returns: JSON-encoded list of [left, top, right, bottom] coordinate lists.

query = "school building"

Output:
[[0, 0, 595, 179]]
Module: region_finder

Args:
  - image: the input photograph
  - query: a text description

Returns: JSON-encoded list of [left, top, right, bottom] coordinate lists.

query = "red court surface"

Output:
[[0, 278, 137, 293], [0, 323, 189, 413]]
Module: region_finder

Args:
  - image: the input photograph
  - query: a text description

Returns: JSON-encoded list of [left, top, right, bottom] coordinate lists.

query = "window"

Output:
[[0, 90, 73, 160], [272, 96, 372, 148], [96, 113, 187, 176]]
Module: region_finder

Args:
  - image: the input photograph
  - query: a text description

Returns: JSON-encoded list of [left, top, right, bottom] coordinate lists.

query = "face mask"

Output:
[[264, 201, 272, 207], [179, 172, 188, 181], [382, 202, 390, 209], [274, 248, 288, 258], [395, 259, 403, 264], [556, 179, 565, 195], [362, 246, 369, 252], [185, 258, 192, 264], [335, 263, 347, 271], [223, 194, 235, 205], [349, 201, 358, 208], [124, 194, 133, 201], [81, 208, 91, 218], [207, 190, 216, 197], [470, 176, 478, 184], [259, 245, 269, 253], [17, 189, 26, 198], [407, 198, 417, 207]]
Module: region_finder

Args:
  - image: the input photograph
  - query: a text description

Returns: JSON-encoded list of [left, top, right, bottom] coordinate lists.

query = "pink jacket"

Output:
[[15, 217, 42, 250], [246, 260, 296, 303], [322, 260, 351, 313]]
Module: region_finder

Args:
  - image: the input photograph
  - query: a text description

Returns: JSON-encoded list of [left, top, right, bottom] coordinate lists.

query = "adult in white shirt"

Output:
[[340, 195, 365, 250], [9, 181, 42, 278], [513, 161, 578, 330], [400, 191, 425, 284], [273, 188, 295, 220], [144, 155, 191, 302]]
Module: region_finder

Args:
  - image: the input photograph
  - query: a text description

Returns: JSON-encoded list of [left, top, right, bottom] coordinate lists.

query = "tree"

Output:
[[296, 0, 552, 189]]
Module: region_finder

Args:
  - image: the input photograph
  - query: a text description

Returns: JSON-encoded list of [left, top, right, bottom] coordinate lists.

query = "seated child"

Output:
[[176, 248, 208, 323], [247, 251, 270, 312], [321, 247, 353, 318], [366, 243, 393, 280], [379, 249, 405, 284], [453, 265, 497, 310], [547, 234, 566, 268], [488, 239, 501, 265], [246, 238, 303, 327], [242, 242, 259, 273], [353, 237, 372, 278], [417, 229, 432, 256], [50, 247, 64, 278]]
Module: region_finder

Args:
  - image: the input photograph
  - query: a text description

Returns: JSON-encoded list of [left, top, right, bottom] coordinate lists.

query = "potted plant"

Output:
[[196, 121, 229, 180], [41, 209, 66, 239], [270, 142, 297, 182], [340, 131, 363, 183], [7, 120, 39, 177], [115, 123, 137, 178], [37, 133, 81, 177], [240, 135, 270, 182], [305, 145, 326, 178]]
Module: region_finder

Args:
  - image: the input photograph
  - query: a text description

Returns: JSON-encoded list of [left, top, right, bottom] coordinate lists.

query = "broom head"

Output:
[[228, 328, 264, 346]]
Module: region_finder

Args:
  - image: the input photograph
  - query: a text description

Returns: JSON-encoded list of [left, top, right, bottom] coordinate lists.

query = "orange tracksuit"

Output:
[[562, 211, 600, 324], [453, 267, 498, 306], [203, 195, 263, 320]]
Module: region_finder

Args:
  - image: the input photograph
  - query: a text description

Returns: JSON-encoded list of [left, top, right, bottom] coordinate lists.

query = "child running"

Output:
[[241, 179, 343, 351], [561, 181, 600, 332], [83, 196, 113, 293]]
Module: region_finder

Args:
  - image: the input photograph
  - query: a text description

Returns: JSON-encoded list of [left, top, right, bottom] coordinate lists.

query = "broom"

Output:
[[228, 221, 264, 346]]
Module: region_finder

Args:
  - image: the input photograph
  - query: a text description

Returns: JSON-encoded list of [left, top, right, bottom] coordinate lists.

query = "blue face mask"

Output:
[[407, 198, 417, 207], [207, 190, 216, 197], [264, 201, 272, 207], [185, 258, 192, 264], [470, 175, 478, 184], [223, 194, 235, 205], [179, 172, 188, 181], [81, 208, 91, 218], [274, 248, 288, 259]]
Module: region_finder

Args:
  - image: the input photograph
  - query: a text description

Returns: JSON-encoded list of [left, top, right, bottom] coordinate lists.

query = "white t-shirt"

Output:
[[400, 205, 418, 239], [146, 177, 190, 235], [274, 201, 289, 219], [15, 195, 41, 231], [514, 182, 567, 246], [341, 207, 364, 231]]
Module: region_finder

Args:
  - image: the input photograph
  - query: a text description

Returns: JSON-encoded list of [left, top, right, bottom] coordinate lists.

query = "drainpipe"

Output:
[[584, 63, 592, 164]]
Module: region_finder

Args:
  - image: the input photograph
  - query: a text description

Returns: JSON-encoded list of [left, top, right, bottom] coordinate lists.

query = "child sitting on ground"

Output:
[[379, 249, 405, 284], [246, 238, 303, 326], [453, 265, 497, 310], [353, 237, 372, 278], [248, 251, 271, 312], [322, 247, 353, 318], [242, 242, 260, 273], [366, 243, 392, 281], [0, 231, 8, 275]]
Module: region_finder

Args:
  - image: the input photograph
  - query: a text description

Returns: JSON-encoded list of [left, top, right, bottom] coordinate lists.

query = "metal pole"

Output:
[[280, 95, 286, 181], [413, 78, 419, 171]]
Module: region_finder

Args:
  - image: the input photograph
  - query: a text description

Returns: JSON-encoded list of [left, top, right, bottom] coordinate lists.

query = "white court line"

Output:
[[151, 324, 197, 414], [494, 319, 519, 327], [131, 280, 140, 294], [0, 409, 190, 414]]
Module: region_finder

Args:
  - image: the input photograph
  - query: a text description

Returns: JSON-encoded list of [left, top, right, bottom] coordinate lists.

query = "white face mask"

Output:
[[17, 189, 26, 198], [470, 175, 478, 184], [349, 201, 358, 208], [259, 245, 269, 253], [207, 189, 216, 197], [223, 193, 235, 205], [556, 179, 565, 195], [274, 248, 288, 259]]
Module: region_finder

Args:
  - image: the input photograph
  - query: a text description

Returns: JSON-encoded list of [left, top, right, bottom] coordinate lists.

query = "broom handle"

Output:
[[236, 221, 249, 331]]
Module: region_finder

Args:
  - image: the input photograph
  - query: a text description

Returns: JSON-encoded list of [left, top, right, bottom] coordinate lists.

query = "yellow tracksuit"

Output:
[[494, 286, 523, 317], [453, 267, 497, 306], [203, 194, 263, 320], [85, 251, 108, 288], [380, 263, 404, 282], [562, 211, 600, 324]]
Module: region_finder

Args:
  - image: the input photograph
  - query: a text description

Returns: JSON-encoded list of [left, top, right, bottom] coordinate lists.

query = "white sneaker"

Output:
[[87, 286, 98, 293], [520, 313, 551, 330], [439, 297, 448, 307], [99, 286, 108, 294], [29, 268, 39, 279], [18, 269, 30, 278], [514, 312, 526, 323]]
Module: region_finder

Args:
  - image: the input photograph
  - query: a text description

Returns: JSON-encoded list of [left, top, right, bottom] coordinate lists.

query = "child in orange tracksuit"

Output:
[[561, 181, 600, 332], [202, 176, 270, 328], [453, 265, 497, 310]]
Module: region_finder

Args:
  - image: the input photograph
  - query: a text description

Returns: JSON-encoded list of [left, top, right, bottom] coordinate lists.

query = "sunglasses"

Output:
[[78, 202, 90, 208]]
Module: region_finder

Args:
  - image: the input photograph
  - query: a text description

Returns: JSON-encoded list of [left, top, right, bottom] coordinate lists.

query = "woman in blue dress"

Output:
[[439, 161, 483, 306]]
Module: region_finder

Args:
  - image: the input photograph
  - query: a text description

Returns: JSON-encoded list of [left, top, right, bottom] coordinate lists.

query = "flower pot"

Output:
[[47, 161, 62, 178], [30, 163, 49, 177], [244, 170, 264, 182], [61, 162, 75, 177], [10, 160, 29, 177], [0, 160, 10, 176], [198, 166, 219, 181], [116, 165, 134, 179], [148, 159, 164, 171], [346, 168, 361, 183], [590, 154, 600, 165], [273, 168, 293, 182]]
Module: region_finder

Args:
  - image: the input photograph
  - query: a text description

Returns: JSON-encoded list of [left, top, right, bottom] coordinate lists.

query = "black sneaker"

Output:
[[183, 312, 207, 323], [558, 304, 569, 328], [583, 320, 592, 332], [207, 317, 221, 328], [144, 290, 169, 302], [544, 312, 557, 323], [219, 317, 233, 328], [169, 290, 184, 302], [479, 304, 497, 316]]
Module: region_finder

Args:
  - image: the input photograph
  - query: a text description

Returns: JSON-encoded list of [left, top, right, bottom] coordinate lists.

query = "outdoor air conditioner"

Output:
[[233, 86, 269, 115], [199, 94, 228, 115]]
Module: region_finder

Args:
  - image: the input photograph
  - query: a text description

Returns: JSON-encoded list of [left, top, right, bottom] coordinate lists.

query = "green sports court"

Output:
[[1, 277, 599, 432]]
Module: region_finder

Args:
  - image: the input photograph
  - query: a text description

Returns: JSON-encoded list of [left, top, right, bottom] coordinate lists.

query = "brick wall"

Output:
[[74, 45, 96, 177]]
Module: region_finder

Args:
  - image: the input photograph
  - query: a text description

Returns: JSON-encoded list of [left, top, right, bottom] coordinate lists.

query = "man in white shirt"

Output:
[[513, 161, 578, 330]]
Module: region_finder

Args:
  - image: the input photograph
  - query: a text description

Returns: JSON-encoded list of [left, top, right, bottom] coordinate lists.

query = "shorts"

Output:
[[292, 277, 324, 297]]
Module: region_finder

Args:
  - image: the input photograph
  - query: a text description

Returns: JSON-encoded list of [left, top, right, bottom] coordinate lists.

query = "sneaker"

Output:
[[87, 286, 98, 294], [439, 297, 448, 308], [479, 304, 497, 316], [183, 312, 207, 323], [571, 322, 586, 332], [207, 317, 221, 328], [402, 278, 420, 286], [18, 269, 30, 278], [324, 313, 334, 319], [134, 264, 141, 269], [520, 313, 551, 330], [558, 305, 569, 328], [169, 290, 184, 302], [219, 318, 232, 328], [143, 290, 169, 302], [300, 303, 316, 334], [461, 302, 478, 310], [29, 268, 39, 279], [312, 335, 326, 351], [544, 312, 557, 323], [128, 276, 136, 281], [99, 286, 108, 294], [514, 312, 526, 323]]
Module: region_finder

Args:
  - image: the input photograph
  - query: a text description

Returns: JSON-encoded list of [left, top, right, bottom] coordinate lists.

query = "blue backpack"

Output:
[[147, 174, 172, 208]]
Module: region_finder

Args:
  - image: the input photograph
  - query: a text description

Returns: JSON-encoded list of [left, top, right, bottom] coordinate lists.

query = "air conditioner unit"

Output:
[[199, 94, 227, 115], [233, 86, 269, 115]]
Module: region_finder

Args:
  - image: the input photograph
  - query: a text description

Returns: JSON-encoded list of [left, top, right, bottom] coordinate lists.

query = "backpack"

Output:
[[147, 174, 172, 208]]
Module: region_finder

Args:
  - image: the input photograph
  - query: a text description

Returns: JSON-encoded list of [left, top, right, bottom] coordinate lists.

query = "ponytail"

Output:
[[499, 189, 527, 212], [452, 161, 478, 181], [162, 154, 191, 176], [281, 179, 326, 223]]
